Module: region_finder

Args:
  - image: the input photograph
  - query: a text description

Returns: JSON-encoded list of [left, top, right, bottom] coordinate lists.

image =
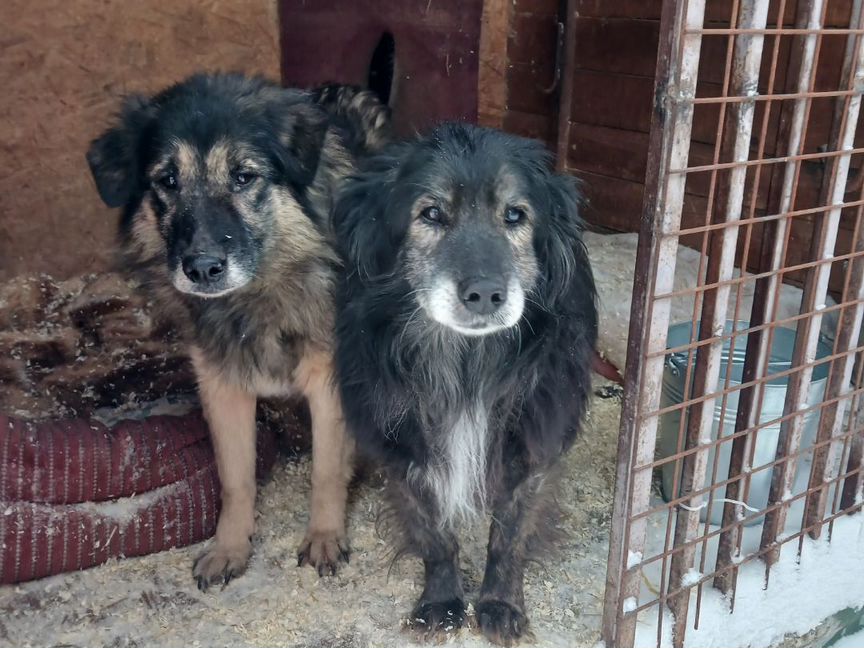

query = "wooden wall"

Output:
[[500, 0, 561, 144], [0, 0, 281, 281], [4, 0, 859, 294], [279, 0, 484, 137], [539, 0, 858, 293]]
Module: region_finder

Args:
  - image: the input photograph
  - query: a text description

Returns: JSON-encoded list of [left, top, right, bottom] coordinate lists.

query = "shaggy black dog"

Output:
[[333, 123, 597, 645]]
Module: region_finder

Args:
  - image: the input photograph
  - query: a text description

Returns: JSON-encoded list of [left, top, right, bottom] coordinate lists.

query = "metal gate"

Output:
[[582, 1, 864, 646]]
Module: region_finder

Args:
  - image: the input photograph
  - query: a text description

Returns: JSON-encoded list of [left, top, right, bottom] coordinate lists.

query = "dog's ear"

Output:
[[86, 96, 155, 208], [276, 102, 329, 189], [538, 173, 589, 302], [333, 149, 404, 280]]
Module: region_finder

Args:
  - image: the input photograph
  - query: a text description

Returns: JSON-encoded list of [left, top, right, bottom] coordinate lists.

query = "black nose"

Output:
[[459, 278, 507, 315], [182, 255, 226, 285]]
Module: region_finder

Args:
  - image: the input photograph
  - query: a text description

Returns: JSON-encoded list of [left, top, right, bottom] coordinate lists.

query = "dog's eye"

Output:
[[233, 171, 256, 187], [158, 173, 178, 191], [421, 206, 444, 224], [504, 206, 526, 225]]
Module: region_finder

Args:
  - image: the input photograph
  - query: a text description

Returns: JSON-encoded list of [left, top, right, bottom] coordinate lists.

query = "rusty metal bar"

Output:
[[666, 4, 770, 641], [671, 145, 864, 174], [661, 2, 744, 638], [759, 3, 864, 573], [841, 425, 864, 508], [647, 343, 864, 423], [691, 87, 863, 103], [802, 195, 864, 539], [601, 1, 705, 647], [629, 482, 864, 617], [688, 27, 864, 35], [656, 295, 864, 361], [839, 326, 864, 513], [656, 246, 864, 296], [635, 401, 864, 515], [700, 0, 789, 603], [801, 0, 864, 541], [627, 456, 864, 579], [710, 0, 826, 595], [802, 0, 864, 534], [672, 200, 864, 238]]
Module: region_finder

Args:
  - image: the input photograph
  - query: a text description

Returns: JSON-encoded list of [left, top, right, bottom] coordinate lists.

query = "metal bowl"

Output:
[[658, 321, 832, 526]]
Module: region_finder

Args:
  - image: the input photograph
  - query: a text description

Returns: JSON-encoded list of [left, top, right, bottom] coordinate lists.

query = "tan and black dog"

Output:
[[86, 73, 389, 589]]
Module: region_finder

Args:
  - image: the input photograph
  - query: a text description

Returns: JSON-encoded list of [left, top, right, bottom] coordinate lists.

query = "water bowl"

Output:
[[658, 321, 832, 526]]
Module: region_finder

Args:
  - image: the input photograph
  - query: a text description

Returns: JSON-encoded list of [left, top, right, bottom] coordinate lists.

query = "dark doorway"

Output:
[[367, 32, 395, 105]]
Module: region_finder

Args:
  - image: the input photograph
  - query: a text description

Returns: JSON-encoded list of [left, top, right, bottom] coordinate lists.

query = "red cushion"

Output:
[[0, 412, 276, 584]]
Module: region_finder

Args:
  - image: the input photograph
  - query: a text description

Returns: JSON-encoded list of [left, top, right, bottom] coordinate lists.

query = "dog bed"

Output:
[[4, 411, 231, 584], [0, 273, 306, 584]]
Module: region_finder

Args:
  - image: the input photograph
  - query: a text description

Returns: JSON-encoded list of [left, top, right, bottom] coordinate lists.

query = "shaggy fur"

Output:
[[333, 124, 597, 645], [86, 72, 389, 590]]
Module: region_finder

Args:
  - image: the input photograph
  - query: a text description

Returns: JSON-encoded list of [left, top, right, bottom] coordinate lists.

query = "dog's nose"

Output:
[[459, 278, 507, 315], [183, 255, 226, 285]]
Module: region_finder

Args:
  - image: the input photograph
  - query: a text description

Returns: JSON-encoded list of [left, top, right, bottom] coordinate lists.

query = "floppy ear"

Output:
[[276, 102, 329, 189], [537, 172, 590, 303], [333, 149, 405, 280], [86, 96, 155, 208]]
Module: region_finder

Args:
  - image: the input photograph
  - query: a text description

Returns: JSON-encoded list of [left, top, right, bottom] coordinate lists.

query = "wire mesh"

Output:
[[600, 1, 864, 647]]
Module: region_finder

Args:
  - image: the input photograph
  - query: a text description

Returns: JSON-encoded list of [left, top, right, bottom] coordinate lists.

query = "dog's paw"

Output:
[[296, 530, 350, 576], [475, 600, 530, 646], [192, 541, 252, 592], [408, 598, 467, 636]]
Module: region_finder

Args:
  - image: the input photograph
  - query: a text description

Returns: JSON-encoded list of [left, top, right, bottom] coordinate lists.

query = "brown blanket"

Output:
[[0, 273, 302, 584]]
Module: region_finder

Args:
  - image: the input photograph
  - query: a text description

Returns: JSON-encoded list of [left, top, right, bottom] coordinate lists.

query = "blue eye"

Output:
[[233, 171, 256, 187], [505, 206, 526, 225], [421, 206, 444, 224]]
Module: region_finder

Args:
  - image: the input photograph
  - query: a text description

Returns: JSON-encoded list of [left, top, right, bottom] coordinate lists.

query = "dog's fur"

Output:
[[87, 73, 390, 589], [333, 124, 597, 645]]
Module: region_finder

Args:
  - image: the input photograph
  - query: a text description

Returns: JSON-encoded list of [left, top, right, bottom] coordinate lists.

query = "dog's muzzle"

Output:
[[422, 275, 525, 336], [171, 253, 251, 298]]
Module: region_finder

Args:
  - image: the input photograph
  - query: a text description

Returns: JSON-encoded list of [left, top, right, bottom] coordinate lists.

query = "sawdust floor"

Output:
[[0, 382, 621, 648]]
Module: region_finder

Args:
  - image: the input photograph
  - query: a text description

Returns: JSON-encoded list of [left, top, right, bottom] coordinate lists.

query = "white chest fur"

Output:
[[250, 373, 296, 398], [411, 405, 490, 529]]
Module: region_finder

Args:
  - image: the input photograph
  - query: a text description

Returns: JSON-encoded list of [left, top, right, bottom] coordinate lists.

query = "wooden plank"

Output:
[[573, 171, 709, 239], [572, 0, 663, 20], [478, 0, 512, 128], [569, 70, 655, 133], [574, 172, 852, 297], [566, 123, 651, 184], [503, 109, 556, 143], [513, 0, 559, 17], [568, 70, 724, 143], [508, 11, 559, 65], [566, 122, 786, 205], [506, 61, 558, 117], [569, 17, 661, 78], [569, 17, 747, 85]]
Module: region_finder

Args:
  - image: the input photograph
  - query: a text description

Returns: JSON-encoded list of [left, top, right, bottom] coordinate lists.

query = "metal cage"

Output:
[[596, 1, 864, 647]]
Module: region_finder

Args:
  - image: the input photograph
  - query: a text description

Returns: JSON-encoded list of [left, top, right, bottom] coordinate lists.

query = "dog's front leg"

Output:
[[389, 476, 466, 636], [295, 350, 354, 575], [478, 466, 557, 646], [190, 348, 258, 591]]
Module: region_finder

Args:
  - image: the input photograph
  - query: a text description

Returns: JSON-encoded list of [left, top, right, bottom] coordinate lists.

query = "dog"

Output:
[[86, 73, 390, 589], [333, 123, 597, 645]]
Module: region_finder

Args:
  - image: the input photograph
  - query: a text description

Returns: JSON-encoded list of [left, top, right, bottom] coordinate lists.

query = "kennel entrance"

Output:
[[573, 1, 864, 647]]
